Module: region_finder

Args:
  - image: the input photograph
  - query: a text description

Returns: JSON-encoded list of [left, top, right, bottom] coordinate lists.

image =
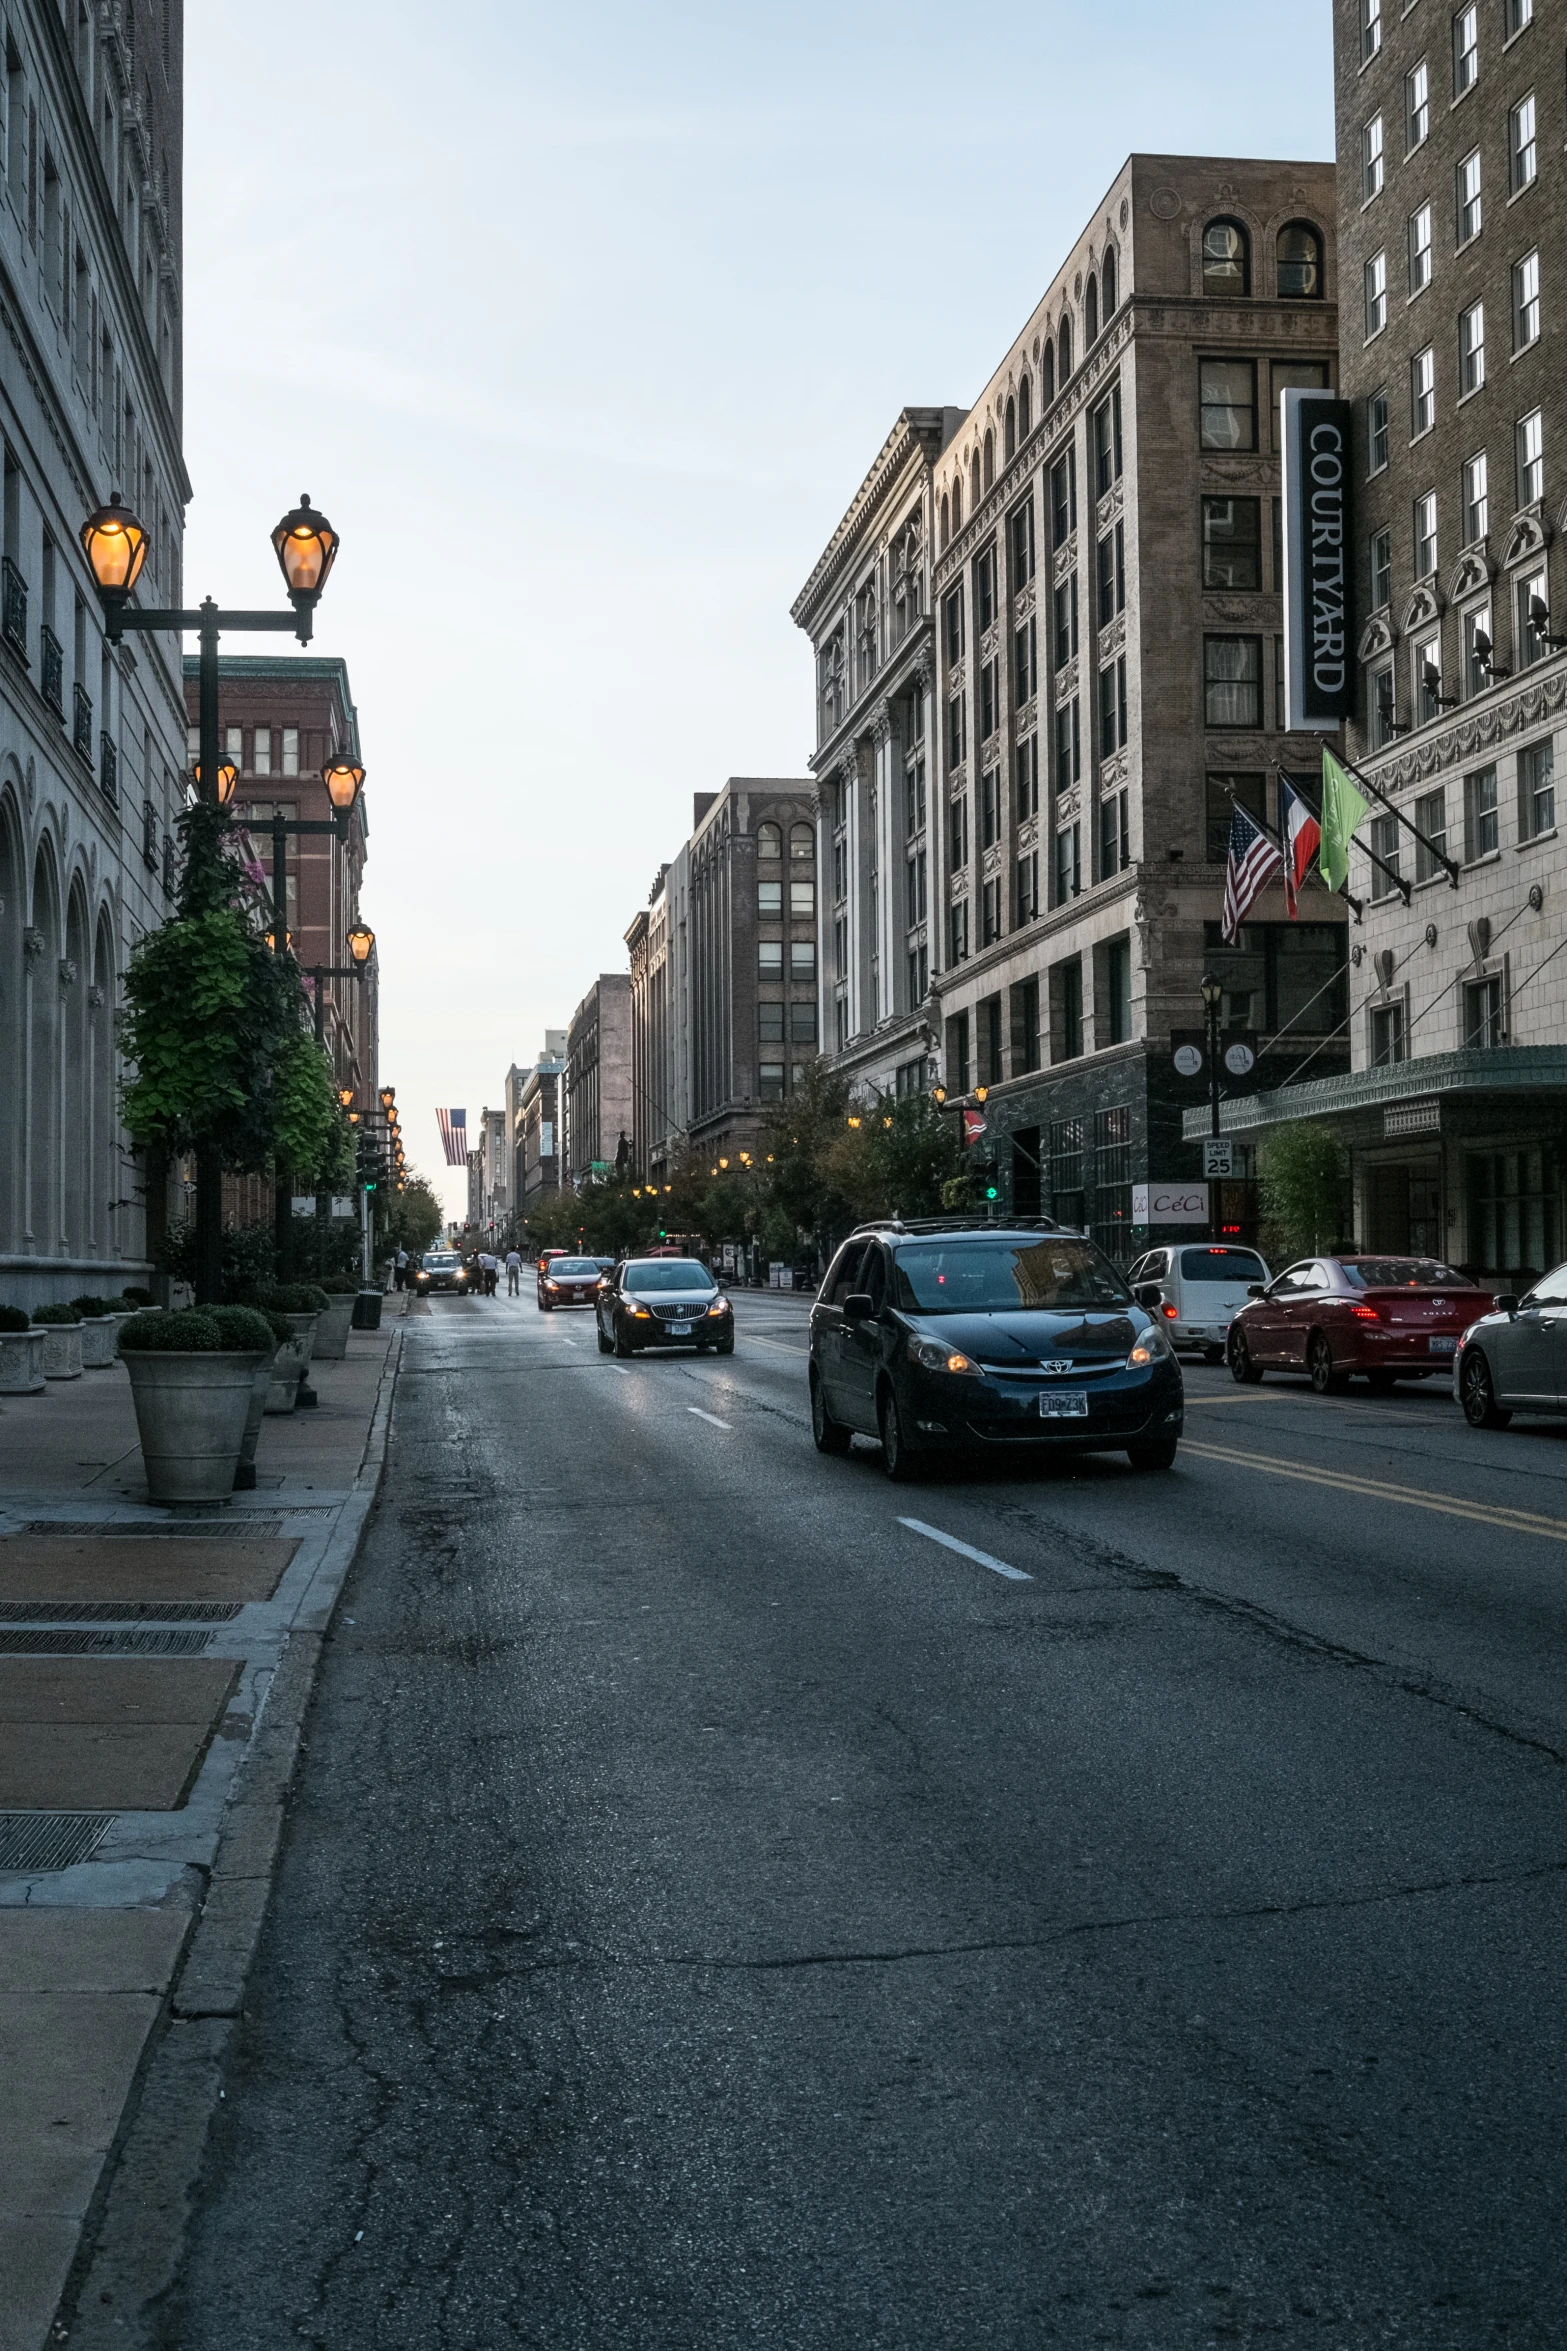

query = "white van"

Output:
[[1127, 1242, 1271, 1363]]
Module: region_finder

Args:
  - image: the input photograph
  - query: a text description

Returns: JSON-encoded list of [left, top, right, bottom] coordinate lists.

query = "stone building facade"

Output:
[[1199, 0, 1567, 1285], [625, 853, 688, 1183], [792, 408, 966, 1102], [0, 0, 188, 1306], [912, 153, 1346, 1256], [517, 1050, 564, 1217], [564, 972, 632, 1186]]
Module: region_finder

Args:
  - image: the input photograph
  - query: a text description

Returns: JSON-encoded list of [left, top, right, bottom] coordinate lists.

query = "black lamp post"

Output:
[[1199, 972, 1224, 1241], [79, 492, 342, 1305]]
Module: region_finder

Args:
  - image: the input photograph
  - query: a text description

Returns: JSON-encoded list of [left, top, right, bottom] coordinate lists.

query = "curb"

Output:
[[53, 1326, 404, 2349]]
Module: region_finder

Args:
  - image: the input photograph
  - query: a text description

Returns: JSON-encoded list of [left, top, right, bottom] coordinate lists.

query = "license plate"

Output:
[[1429, 1335, 1457, 1355], [668, 1321, 692, 1337], [1038, 1389, 1089, 1418]]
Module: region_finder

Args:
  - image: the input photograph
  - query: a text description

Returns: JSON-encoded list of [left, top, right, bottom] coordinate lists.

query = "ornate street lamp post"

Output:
[[1200, 972, 1224, 1240]]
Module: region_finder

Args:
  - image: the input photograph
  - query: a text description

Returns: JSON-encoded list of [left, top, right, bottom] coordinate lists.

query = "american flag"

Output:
[[437, 1109, 468, 1166], [1221, 802, 1282, 944]]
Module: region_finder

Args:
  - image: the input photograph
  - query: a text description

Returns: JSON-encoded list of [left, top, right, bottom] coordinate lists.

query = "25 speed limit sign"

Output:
[[1202, 1139, 1235, 1178]]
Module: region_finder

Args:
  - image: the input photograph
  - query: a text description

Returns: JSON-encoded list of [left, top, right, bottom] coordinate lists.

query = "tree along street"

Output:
[[165, 1289, 1567, 2347]]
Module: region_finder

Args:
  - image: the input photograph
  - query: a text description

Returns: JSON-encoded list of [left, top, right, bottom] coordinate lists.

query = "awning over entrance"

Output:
[[1181, 1046, 1567, 1141]]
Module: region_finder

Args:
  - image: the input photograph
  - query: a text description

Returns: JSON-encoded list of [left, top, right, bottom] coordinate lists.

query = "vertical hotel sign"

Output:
[[1281, 386, 1355, 731]]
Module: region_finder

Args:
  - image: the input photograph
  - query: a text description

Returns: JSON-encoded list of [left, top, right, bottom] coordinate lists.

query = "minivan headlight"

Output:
[[1127, 1325, 1171, 1368], [909, 1337, 980, 1375]]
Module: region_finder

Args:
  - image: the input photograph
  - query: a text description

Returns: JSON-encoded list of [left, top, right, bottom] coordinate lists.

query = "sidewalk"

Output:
[[0, 1297, 406, 2351]]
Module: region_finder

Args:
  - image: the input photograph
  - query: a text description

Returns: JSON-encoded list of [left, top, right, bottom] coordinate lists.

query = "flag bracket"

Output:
[[1337, 751, 1461, 890], [1270, 766, 1401, 910]]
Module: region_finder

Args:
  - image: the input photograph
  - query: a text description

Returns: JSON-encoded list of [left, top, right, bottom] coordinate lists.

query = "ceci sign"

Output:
[[1132, 1183, 1209, 1225]]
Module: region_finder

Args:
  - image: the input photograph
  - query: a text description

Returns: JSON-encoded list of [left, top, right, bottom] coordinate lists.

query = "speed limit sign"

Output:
[[1202, 1139, 1235, 1178]]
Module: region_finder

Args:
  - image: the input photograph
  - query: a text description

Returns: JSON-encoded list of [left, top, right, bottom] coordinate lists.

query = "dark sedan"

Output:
[[808, 1220, 1183, 1480], [596, 1257, 734, 1356], [412, 1251, 470, 1296], [1228, 1254, 1493, 1393]]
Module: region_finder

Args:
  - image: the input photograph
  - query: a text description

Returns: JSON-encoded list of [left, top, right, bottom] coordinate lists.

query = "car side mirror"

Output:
[[1495, 1294, 1520, 1317], [842, 1293, 875, 1324], [1247, 1283, 1266, 1300], [1133, 1284, 1161, 1310]]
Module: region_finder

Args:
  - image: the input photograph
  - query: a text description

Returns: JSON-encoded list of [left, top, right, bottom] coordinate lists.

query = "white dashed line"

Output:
[[897, 1518, 1031, 1582], [687, 1407, 732, 1429]]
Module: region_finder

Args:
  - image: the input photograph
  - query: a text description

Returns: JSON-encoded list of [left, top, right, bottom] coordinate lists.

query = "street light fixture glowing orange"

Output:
[[271, 494, 339, 613], [338, 1088, 355, 1109], [79, 494, 149, 601], [192, 749, 240, 805], [345, 921, 375, 965], [379, 1087, 395, 1110], [322, 747, 365, 814]]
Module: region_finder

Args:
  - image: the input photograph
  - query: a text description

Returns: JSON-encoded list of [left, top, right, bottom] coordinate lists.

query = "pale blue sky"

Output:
[[183, 1, 1336, 1215]]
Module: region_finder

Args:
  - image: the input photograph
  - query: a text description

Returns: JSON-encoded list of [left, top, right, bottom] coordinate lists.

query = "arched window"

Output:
[[1102, 247, 1117, 317], [757, 821, 782, 859], [1018, 373, 1032, 438], [952, 477, 963, 531], [1202, 217, 1250, 297], [789, 822, 814, 860], [970, 449, 982, 507], [982, 429, 995, 490], [1057, 315, 1072, 383], [1004, 397, 1016, 461], [1042, 341, 1055, 404], [1085, 273, 1099, 345], [939, 492, 950, 549], [1276, 220, 1323, 299]]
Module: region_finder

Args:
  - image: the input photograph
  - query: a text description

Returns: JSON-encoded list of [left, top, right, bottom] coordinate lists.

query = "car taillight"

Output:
[[1161, 1302, 1178, 1318], [1351, 1304, 1378, 1321]]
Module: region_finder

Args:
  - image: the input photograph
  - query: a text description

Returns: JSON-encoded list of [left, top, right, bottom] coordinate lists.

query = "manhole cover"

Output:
[[0, 1813, 113, 1872], [0, 1601, 241, 1625], [0, 1628, 214, 1656]]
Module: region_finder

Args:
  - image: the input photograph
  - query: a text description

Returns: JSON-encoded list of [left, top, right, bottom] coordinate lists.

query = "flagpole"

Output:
[[1267, 766, 1400, 910], [1330, 747, 1460, 889], [1224, 781, 1369, 920]]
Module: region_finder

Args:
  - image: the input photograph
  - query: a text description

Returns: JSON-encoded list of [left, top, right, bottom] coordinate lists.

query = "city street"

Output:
[[157, 1286, 1567, 2347]]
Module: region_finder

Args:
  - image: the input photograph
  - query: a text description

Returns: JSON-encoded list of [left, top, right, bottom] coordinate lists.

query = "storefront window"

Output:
[[1467, 1147, 1558, 1280]]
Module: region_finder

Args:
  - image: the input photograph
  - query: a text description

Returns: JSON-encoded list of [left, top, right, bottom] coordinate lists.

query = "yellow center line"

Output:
[[1182, 1437, 1567, 1542]]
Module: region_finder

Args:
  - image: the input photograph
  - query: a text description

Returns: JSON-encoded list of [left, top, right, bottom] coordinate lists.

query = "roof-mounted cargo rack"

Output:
[[848, 1215, 1068, 1239]]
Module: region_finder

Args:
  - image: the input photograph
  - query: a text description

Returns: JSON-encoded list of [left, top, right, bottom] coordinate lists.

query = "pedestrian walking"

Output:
[[505, 1247, 522, 1297], [394, 1247, 408, 1292]]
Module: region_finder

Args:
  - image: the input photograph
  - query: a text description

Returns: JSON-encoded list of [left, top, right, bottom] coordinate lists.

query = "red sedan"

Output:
[[1228, 1255, 1494, 1394], [537, 1255, 607, 1311]]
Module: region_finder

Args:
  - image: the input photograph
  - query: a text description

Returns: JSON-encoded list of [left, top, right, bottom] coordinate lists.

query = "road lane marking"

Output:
[[612, 1366, 632, 1377], [688, 1407, 732, 1429], [1182, 1438, 1567, 1542], [742, 1333, 811, 1356], [898, 1518, 1031, 1582]]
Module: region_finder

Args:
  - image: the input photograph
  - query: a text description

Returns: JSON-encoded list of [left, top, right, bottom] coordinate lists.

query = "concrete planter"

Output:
[[265, 1312, 321, 1414], [311, 1293, 357, 1361], [38, 1324, 84, 1379], [78, 1316, 119, 1368], [122, 1349, 269, 1505], [0, 1330, 47, 1393], [234, 1351, 280, 1490]]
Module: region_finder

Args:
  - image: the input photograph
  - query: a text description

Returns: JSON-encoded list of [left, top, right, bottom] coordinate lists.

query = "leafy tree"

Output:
[[759, 1061, 856, 1243], [384, 1178, 443, 1254], [1257, 1123, 1348, 1260]]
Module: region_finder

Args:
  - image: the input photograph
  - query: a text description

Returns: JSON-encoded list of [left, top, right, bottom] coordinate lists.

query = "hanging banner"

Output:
[[1281, 387, 1355, 730], [961, 1108, 988, 1148]]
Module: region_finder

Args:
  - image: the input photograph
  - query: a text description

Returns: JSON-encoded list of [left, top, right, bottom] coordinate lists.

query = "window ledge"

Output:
[[1510, 340, 1540, 363], [1516, 827, 1557, 852], [1414, 870, 1452, 893], [1506, 181, 1536, 207], [1410, 421, 1436, 443], [1407, 280, 1431, 303], [1456, 382, 1486, 407], [1463, 849, 1502, 872], [1455, 229, 1482, 255]]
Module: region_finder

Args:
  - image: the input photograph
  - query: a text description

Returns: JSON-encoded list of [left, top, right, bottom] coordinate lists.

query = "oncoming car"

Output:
[[808, 1219, 1183, 1480], [596, 1257, 733, 1356], [1127, 1242, 1271, 1364], [412, 1251, 469, 1296], [537, 1256, 606, 1310]]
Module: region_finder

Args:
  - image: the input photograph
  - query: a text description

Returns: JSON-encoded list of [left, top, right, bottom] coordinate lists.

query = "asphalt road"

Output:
[[164, 1287, 1567, 2348]]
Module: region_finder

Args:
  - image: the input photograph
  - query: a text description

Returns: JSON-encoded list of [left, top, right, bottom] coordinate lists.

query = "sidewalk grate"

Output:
[[20, 1518, 287, 1539], [0, 1601, 241, 1625], [0, 1812, 113, 1872], [0, 1628, 214, 1656]]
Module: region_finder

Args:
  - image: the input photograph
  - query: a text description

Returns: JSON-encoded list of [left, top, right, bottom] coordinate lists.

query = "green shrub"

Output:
[[69, 1295, 114, 1319], [258, 1282, 330, 1315], [319, 1278, 360, 1295], [208, 1305, 277, 1353], [0, 1305, 30, 1334], [120, 1286, 155, 1309], [118, 1309, 224, 1353], [33, 1303, 82, 1326], [263, 1309, 297, 1345]]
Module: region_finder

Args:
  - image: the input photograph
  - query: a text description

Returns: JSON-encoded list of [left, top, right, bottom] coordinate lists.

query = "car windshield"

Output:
[[548, 1260, 599, 1278], [425, 1255, 458, 1271], [1341, 1257, 1472, 1288], [891, 1237, 1131, 1314], [1179, 1247, 1267, 1284], [624, 1259, 715, 1293]]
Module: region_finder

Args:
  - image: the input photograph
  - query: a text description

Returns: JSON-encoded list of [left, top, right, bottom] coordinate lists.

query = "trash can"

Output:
[[351, 1288, 383, 1331]]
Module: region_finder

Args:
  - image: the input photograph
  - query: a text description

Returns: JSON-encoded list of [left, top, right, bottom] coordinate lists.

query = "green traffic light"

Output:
[[984, 1185, 998, 1200]]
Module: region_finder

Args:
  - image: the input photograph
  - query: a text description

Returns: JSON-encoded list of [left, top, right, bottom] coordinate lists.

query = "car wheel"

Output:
[[810, 1368, 852, 1456], [540, 1299, 553, 1313], [1308, 1332, 1348, 1396], [1127, 1438, 1179, 1472], [1460, 1349, 1512, 1430], [1229, 1327, 1263, 1385], [596, 1324, 613, 1355], [613, 1321, 633, 1359], [1203, 1346, 1226, 1367], [878, 1383, 919, 1482], [715, 1335, 734, 1356]]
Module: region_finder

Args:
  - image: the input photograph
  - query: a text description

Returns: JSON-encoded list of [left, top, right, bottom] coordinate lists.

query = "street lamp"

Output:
[[346, 921, 375, 965], [1200, 972, 1224, 1241], [270, 494, 340, 619]]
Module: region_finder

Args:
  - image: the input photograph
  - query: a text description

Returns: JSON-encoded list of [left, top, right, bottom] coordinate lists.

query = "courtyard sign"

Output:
[[1281, 387, 1355, 730]]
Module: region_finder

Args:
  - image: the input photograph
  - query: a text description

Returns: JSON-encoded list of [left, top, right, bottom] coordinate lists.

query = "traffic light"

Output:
[[984, 1180, 999, 1201]]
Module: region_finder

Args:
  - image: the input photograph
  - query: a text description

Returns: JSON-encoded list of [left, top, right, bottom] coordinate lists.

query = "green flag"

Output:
[[1319, 748, 1368, 894]]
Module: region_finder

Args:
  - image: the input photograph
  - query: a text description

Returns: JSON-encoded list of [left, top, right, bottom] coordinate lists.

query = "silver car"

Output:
[[1453, 1262, 1565, 1428]]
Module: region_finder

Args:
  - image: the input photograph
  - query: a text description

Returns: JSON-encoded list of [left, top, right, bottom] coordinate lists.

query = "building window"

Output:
[[1053, 821, 1081, 905], [1100, 787, 1130, 875], [791, 939, 816, 979], [225, 725, 243, 766], [758, 940, 783, 978], [1202, 495, 1262, 589], [979, 657, 999, 742], [1462, 450, 1488, 544], [1103, 249, 1118, 316], [759, 1064, 786, 1103], [1049, 1116, 1086, 1228], [1014, 851, 1039, 927], [905, 846, 928, 923], [949, 791, 969, 870], [1414, 631, 1443, 721], [1097, 520, 1125, 625], [1092, 387, 1123, 495], [1464, 763, 1499, 859], [1414, 786, 1448, 879], [1270, 360, 1331, 452], [1370, 659, 1398, 747], [1369, 388, 1390, 474], [790, 879, 815, 920], [943, 584, 965, 662], [1015, 734, 1039, 822], [1363, 0, 1381, 58], [1363, 114, 1384, 201], [1010, 975, 1041, 1073], [1052, 571, 1078, 669], [1456, 148, 1482, 243], [1054, 958, 1085, 1061], [1516, 408, 1544, 506], [757, 820, 782, 859], [1199, 358, 1257, 450], [1459, 300, 1486, 395], [1509, 91, 1536, 190], [981, 876, 1002, 944], [946, 693, 966, 769], [1414, 488, 1438, 578], [757, 1001, 785, 1044], [1104, 938, 1132, 1045], [1463, 604, 1494, 697], [979, 994, 1004, 1084], [1519, 740, 1555, 838], [1206, 772, 1266, 863], [791, 998, 819, 1046], [1410, 344, 1436, 436], [1008, 496, 1035, 589], [904, 947, 927, 1009], [1453, 2, 1478, 94], [253, 727, 271, 776], [281, 726, 299, 776], [1093, 1103, 1133, 1258], [1468, 1144, 1557, 1273], [1370, 527, 1392, 611], [1202, 218, 1250, 296], [1512, 251, 1540, 352], [1516, 565, 1549, 663], [758, 879, 782, 918], [1365, 250, 1388, 338], [1050, 448, 1077, 546], [1369, 809, 1402, 899], [980, 765, 1000, 849], [1054, 697, 1080, 790], [1204, 637, 1262, 728], [1406, 56, 1430, 148], [1013, 614, 1037, 703], [1370, 1001, 1407, 1065], [1097, 655, 1128, 754], [1276, 221, 1323, 297], [975, 543, 997, 633], [1505, 0, 1532, 27], [948, 899, 970, 964], [1464, 973, 1504, 1048], [1408, 202, 1433, 294]]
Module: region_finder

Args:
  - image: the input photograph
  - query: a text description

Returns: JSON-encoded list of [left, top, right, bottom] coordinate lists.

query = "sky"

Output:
[[182, 0, 1336, 1220]]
